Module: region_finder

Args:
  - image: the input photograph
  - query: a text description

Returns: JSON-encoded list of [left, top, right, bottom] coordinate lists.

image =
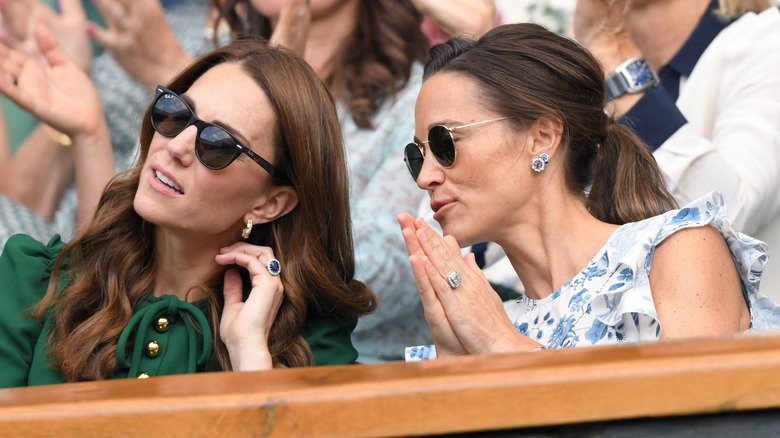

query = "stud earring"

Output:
[[241, 218, 253, 239], [531, 153, 549, 172]]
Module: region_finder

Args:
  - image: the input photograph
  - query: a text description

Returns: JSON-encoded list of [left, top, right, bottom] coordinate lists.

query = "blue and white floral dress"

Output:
[[405, 192, 780, 361]]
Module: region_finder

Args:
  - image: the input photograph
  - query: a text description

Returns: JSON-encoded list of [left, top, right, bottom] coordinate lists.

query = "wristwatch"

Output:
[[605, 57, 659, 102]]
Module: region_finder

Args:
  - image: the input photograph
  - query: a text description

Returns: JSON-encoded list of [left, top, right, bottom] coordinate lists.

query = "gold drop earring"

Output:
[[241, 218, 253, 239]]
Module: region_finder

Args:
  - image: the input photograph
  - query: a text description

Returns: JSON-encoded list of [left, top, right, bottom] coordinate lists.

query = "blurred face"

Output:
[[413, 73, 529, 246], [134, 62, 282, 241]]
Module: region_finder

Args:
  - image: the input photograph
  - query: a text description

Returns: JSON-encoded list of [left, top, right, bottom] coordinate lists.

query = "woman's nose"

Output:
[[415, 150, 445, 189], [165, 125, 198, 167]]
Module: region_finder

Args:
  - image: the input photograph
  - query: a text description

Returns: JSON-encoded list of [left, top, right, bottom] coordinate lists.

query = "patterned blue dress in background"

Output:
[[406, 192, 780, 361]]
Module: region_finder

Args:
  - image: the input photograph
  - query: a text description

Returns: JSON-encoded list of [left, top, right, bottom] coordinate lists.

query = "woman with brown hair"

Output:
[[399, 23, 780, 360], [0, 28, 374, 386], [208, 0, 431, 362]]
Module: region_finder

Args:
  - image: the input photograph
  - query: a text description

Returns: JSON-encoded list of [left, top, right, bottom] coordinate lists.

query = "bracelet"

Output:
[[41, 123, 72, 147]]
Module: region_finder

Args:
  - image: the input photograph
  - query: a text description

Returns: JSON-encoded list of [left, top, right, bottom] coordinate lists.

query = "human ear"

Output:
[[249, 186, 299, 224], [527, 115, 564, 157]]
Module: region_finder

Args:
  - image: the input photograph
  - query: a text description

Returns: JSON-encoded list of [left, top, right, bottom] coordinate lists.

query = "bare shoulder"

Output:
[[650, 224, 750, 338], [654, 224, 729, 261]]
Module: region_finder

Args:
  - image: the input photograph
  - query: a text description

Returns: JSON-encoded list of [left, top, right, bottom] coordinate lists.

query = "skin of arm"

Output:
[[649, 224, 751, 338], [0, 127, 74, 220]]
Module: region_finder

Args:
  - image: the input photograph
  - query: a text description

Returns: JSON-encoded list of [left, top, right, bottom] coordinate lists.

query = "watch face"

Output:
[[627, 59, 652, 85]]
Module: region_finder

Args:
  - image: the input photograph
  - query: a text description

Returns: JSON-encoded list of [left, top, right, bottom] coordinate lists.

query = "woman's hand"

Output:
[[573, 0, 644, 116], [398, 214, 540, 356], [215, 242, 285, 371], [0, 23, 103, 139], [0, 0, 92, 71], [269, 0, 312, 56], [88, 0, 192, 91], [573, 0, 638, 69], [398, 213, 467, 357]]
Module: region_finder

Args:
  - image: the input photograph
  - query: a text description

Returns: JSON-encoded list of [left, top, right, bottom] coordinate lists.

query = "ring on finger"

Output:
[[447, 271, 462, 289], [266, 258, 281, 276]]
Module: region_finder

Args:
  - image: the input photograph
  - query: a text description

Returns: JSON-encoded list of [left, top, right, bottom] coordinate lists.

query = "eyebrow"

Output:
[[426, 120, 460, 131], [181, 94, 253, 147]]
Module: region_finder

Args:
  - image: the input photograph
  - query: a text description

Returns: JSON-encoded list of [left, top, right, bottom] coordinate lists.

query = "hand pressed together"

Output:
[[397, 213, 542, 357]]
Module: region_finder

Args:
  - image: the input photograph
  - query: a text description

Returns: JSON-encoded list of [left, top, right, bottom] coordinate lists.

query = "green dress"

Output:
[[0, 234, 359, 388]]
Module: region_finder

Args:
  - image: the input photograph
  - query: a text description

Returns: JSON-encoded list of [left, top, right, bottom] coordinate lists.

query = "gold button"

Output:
[[137, 372, 150, 379], [155, 316, 171, 332], [146, 340, 161, 357]]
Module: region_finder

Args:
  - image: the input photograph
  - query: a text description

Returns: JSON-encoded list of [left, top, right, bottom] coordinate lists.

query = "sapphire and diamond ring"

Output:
[[266, 258, 281, 276]]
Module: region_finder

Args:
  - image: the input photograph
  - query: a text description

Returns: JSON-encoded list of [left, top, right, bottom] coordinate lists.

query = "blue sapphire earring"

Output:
[[531, 153, 549, 172]]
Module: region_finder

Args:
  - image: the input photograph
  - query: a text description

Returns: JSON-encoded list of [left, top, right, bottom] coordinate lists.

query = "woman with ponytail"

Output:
[[399, 23, 779, 360], [0, 31, 374, 386]]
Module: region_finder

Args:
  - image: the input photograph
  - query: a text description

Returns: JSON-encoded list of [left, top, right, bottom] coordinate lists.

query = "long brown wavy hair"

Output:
[[35, 38, 375, 381], [211, 0, 428, 128], [424, 23, 678, 225]]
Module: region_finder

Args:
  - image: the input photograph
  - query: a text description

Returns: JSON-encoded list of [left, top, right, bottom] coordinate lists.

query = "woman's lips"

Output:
[[432, 200, 455, 221], [149, 167, 184, 196]]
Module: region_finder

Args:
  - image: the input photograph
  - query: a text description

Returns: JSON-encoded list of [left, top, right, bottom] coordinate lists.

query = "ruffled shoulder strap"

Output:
[[589, 191, 776, 335]]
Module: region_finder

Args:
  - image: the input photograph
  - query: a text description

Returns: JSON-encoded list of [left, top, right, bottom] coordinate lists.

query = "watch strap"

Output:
[[605, 73, 630, 102]]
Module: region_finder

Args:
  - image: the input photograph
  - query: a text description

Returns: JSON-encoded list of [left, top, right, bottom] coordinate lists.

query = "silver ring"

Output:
[[447, 271, 461, 289], [266, 258, 281, 276]]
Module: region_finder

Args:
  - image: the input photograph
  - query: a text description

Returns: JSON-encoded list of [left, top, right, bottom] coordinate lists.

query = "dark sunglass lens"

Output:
[[197, 126, 239, 169], [152, 93, 191, 136], [404, 143, 424, 181], [428, 126, 456, 167]]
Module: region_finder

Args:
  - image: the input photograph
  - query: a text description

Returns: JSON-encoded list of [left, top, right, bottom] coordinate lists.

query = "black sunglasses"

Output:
[[151, 86, 286, 180], [403, 117, 509, 181]]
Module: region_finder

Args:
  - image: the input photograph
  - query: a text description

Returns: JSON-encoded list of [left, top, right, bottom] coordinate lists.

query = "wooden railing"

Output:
[[2, 332, 780, 437]]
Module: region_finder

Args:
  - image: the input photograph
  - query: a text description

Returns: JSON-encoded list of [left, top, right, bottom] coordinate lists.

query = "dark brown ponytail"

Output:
[[587, 118, 678, 224]]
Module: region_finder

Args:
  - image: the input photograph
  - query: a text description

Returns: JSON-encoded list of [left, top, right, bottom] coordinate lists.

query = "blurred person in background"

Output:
[[573, 0, 780, 300]]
